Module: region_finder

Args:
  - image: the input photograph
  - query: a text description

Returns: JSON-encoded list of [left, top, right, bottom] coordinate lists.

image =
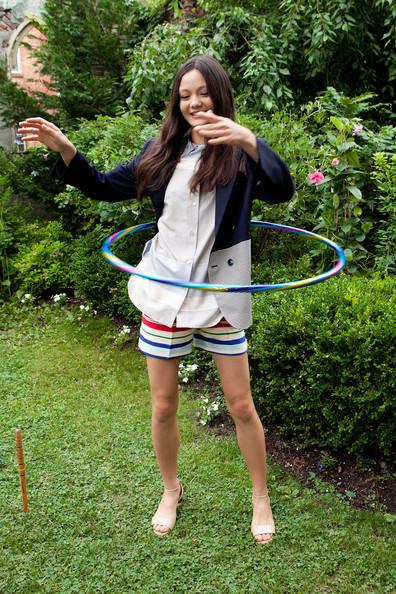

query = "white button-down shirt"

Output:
[[127, 141, 223, 327]]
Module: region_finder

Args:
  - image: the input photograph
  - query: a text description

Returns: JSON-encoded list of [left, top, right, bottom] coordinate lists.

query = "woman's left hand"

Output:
[[194, 111, 258, 162]]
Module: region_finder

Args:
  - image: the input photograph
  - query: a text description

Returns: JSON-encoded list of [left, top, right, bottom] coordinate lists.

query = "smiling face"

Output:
[[179, 69, 214, 142]]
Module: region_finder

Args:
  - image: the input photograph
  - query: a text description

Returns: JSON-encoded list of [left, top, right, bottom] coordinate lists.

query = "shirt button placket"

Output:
[[186, 195, 198, 268]]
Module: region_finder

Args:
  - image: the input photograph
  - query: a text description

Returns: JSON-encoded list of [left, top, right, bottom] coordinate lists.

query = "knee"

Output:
[[152, 393, 178, 423], [227, 394, 256, 424]]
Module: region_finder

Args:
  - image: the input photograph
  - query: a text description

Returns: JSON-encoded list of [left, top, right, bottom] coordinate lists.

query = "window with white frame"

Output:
[[10, 45, 22, 75]]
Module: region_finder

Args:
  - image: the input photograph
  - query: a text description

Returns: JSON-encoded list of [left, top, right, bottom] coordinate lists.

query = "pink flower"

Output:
[[332, 158, 340, 166], [308, 171, 325, 185], [352, 124, 363, 136]]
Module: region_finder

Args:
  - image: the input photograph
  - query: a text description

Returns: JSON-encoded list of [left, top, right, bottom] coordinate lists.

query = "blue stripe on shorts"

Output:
[[138, 316, 247, 359]]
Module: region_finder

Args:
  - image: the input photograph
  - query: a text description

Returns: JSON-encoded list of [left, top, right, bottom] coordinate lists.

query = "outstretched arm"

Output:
[[18, 117, 77, 166], [18, 117, 149, 203]]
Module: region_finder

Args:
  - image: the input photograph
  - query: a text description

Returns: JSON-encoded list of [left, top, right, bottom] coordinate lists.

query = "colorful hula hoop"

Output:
[[101, 221, 346, 293]]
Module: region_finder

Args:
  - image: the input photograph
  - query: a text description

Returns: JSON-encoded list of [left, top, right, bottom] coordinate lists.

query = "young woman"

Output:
[[18, 55, 294, 544]]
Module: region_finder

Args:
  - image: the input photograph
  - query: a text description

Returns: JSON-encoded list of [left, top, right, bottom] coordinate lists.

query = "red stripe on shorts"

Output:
[[142, 314, 232, 332], [142, 315, 190, 332]]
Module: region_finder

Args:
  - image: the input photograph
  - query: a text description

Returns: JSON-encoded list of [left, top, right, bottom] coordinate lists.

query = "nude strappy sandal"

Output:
[[251, 492, 275, 544], [151, 480, 184, 537]]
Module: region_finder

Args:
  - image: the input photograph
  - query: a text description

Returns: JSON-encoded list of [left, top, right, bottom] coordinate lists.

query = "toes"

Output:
[[153, 524, 170, 536], [255, 533, 273, 544]]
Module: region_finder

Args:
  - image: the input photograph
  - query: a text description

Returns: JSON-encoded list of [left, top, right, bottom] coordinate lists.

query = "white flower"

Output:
[[80, 304, 85, 310], [122, 326, 131, 333], [190, 364, 198, 371], [30, 170, 39, 177], [182, 377, 189, 383]]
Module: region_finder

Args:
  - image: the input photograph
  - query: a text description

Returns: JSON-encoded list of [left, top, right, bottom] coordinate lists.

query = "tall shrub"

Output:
[[32, 0, 152, 123], [249, 274, 396, 457]]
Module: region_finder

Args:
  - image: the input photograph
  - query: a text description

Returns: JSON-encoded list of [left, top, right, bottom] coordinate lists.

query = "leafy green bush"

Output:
[[0, 171, 14, 300], [32, 0, 152, 125], [124, 21, 224, 118], [244, 90, 395, 273], [6, 149, 64, 212], [71, 224, 152, 324], [370, 152, 396, 274], [0, 62, 49, 127], [11, 220, 74, 297], [0, 147, 72, 301], [127, 1, 395, 118], [249, 274, 396, 457]]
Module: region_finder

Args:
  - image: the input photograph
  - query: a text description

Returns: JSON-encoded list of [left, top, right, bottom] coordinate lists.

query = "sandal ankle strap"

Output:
[[164, 480, 181, 492], [252, 492, 269, 499]]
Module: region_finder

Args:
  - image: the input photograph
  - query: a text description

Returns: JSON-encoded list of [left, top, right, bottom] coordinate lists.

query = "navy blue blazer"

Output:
[[52, 137, 294, 328]]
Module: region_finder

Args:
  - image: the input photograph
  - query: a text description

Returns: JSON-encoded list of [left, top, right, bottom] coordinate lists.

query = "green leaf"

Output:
[[341, 223, 352, 234], [348, 186, 362, 199], [353, 206, 362, 216], [344, 248, 353, 260], [347, 151, 361, 167], [330, 116, 345, 131], [338, 141, 357, 153], [362, 222, 373, 233], [327, 133, 339, 147], [333, 195, 340, 209]]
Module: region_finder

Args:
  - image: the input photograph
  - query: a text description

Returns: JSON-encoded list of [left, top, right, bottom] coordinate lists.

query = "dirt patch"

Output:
[[210, 412, 396, 513]]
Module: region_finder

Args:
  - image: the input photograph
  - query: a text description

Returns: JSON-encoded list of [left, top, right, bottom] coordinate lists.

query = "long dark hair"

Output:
[[136, 55, 244, 200]]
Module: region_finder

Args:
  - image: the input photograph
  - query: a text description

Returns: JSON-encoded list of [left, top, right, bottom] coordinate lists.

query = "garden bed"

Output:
[[210, 413, 396, 513]]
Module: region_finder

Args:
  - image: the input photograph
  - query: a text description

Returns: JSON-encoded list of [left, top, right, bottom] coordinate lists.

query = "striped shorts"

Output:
[[138, 314, 247, 359]]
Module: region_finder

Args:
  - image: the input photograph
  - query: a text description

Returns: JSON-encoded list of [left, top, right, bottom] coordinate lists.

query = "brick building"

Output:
[[0, 0, 50, 150]]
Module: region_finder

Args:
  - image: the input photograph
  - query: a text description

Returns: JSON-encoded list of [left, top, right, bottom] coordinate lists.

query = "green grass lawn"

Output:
[[1, 304, 395, 594]]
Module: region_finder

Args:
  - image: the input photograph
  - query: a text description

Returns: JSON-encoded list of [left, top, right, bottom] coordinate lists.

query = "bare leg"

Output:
[[146, 356, 182, 536], [212, 352, 274, 543]]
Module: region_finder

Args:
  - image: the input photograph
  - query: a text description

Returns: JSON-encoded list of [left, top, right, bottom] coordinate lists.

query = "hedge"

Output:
[[249, 273, 396, 457]]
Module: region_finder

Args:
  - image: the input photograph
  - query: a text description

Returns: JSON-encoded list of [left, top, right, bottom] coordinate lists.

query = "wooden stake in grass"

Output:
[[15, 429, 28, 512]]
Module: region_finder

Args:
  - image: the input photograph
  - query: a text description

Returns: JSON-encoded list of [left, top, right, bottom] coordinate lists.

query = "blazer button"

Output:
[[227, 258, 234, 266]]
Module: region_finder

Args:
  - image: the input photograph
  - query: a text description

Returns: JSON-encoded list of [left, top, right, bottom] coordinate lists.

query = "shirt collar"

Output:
[[182, 136, 205, 157]]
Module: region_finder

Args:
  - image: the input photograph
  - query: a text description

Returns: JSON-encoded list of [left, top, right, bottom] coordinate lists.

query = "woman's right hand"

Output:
[[17, 117, 77, 165]]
